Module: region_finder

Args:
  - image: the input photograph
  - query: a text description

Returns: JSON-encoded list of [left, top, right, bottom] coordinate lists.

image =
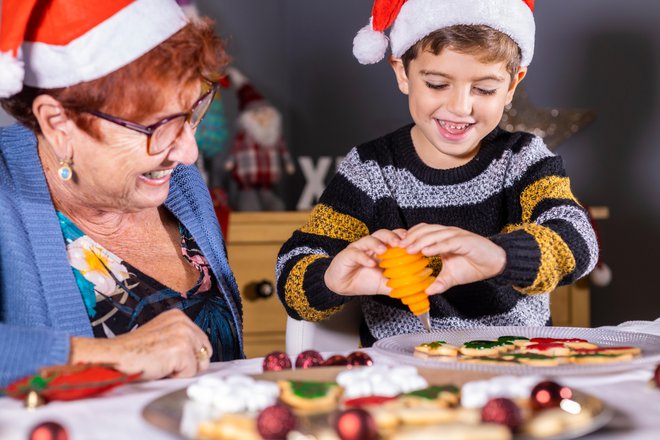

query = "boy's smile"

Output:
[[391, 48, 526, 169]]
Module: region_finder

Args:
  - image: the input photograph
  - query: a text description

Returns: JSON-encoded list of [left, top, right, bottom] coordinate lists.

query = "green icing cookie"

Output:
[[289, 381, 336, 399], [405, 385, 460, 400]]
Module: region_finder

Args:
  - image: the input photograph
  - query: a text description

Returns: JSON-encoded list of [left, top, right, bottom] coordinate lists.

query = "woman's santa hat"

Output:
[[353, 0, 536, 66], [0, 0, 188, 98]]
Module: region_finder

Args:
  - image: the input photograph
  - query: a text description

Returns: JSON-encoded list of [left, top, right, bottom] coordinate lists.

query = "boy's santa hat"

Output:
[[353, 0, 536, 66], [0, 0, 187, 98]]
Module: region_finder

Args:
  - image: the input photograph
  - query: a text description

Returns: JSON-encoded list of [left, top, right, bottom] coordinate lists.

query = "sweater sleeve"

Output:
[[489, 136, 599, 294], [0, 325, 72, 387], [276, 148, 375, 321]]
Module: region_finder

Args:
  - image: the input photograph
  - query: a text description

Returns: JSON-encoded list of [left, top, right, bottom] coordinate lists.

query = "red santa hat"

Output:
[[353, 0, 536, 66], [0, 0, 188, 98]]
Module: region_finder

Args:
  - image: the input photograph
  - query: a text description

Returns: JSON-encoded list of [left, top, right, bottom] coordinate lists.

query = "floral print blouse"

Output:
[[57, 212, 240, 362]]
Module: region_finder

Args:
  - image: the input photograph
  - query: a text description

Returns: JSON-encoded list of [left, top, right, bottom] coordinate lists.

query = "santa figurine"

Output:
[[225, 68, 295, 211]]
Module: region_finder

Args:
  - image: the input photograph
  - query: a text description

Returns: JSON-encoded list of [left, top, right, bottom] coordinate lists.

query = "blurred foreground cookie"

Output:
[[278, 380, 342, 412]]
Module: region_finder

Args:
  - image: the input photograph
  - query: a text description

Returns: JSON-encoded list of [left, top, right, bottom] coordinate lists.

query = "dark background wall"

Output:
[[2, 1, 658, 325], [198, 0, 660, 327]]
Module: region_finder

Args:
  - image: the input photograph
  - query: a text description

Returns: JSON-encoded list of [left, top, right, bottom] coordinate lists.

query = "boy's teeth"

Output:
[[440, 121, 470, 130], [143, 169, 173, 179]]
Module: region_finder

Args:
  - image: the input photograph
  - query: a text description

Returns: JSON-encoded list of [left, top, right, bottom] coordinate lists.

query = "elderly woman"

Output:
[[0, 0, 242, 387]]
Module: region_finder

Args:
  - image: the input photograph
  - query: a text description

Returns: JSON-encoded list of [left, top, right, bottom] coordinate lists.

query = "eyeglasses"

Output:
[[84, 79, 219, 155]]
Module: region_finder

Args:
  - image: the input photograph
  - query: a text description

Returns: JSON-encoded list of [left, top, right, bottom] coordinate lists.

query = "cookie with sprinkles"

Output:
[[414, 341, 459, 357]]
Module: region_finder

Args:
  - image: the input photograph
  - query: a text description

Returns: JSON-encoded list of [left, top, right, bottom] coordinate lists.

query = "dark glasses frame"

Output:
[[83, 78, 219, 155]]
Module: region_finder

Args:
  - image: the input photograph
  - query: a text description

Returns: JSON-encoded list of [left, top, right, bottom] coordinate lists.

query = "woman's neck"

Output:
[[37, 136, 159, 240]]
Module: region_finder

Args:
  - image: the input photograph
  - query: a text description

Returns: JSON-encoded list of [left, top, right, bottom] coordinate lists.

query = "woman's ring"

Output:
[[196, 346, 209, 362]]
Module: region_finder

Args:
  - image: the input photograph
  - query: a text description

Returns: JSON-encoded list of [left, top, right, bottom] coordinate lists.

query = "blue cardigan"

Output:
[[0, 124, 244, 387]]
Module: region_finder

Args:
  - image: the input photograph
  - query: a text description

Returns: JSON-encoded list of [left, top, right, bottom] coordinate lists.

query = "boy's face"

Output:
[[391, 48, 526, 169]]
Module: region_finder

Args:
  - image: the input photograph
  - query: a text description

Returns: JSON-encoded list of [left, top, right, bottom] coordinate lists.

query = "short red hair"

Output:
[[1, 18, 228, 139]]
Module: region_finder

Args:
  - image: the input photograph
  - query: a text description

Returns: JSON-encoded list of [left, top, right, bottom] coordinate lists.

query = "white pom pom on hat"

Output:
[[353, 0, 536, 66], [0, 0, 188, 99]]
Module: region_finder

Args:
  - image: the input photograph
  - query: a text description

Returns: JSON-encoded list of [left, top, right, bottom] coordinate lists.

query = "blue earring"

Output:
[[58, 158, 73, 181]]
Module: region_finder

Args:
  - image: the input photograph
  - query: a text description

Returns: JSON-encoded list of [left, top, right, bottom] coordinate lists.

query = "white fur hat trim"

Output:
[[390, 0, 535, 66]]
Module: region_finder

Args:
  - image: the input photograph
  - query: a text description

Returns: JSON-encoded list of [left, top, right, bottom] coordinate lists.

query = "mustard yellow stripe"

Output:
[[503, 223, 576, 295], [299, 204, 369, 242], [285, 254, 342, 321], [520, 176, 579, 223]]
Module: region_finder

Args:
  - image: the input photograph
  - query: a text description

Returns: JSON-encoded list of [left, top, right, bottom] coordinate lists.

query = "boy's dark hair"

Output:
[[401, 25, 522, 79]]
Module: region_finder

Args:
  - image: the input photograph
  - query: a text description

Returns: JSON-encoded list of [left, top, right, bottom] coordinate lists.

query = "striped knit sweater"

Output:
[[276, 124, 598, 346]]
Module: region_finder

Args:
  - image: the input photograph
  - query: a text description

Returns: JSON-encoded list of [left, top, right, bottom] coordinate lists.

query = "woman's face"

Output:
[[67, 85, 200, 213]]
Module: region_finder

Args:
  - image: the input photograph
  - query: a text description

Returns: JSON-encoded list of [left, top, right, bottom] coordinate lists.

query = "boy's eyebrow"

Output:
[[420, 70, 507, 83]]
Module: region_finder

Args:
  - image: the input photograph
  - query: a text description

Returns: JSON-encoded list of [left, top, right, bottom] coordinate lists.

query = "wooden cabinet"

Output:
[[227, 210, 600, 357], [549, 279, 590, 327], [226, 212, 310, 358]]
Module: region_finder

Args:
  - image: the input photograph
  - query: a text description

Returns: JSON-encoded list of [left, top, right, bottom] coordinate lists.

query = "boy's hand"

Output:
[[325, 229, 406, 296], [400, 223, 507, 295]]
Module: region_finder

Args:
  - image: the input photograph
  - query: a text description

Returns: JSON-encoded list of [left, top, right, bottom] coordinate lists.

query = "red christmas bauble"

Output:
[[530, 381, 572, 410], [654, 364, 660, 387], [322, 354, 348, 367], [256, 404, 297, 440], [29, 422, 68, 440], [262, 351, 292, 372], [346, 351, 374, 367], [481, 397, 522, 431], [295, 350, 324, 369], [334, 408, 378, 440]]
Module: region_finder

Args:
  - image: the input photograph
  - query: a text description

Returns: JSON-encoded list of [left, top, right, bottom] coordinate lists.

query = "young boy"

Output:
[[276, 0, 598, 346]]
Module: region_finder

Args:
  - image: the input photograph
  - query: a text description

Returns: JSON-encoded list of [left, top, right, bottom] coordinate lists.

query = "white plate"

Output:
[[373, 326, 660, 375], [143, 366, 613, 440]]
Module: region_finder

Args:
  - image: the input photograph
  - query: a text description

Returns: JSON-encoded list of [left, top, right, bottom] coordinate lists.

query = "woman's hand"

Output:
[[400, 223, 507, 295], [69, 309, 212, 380], [324, 229, 406, 296]]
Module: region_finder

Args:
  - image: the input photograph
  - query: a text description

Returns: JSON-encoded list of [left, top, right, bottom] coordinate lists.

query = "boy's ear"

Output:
[[506, 66, 528, 105], [389, 57, 410, 95], [32, 94, 76, 158]]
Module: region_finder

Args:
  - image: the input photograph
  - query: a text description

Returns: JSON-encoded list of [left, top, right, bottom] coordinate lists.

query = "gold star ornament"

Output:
[[499, 87, 595, 151]]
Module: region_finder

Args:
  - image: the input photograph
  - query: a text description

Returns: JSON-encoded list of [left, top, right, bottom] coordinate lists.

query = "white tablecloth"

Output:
[[1, 320, 659, 440]]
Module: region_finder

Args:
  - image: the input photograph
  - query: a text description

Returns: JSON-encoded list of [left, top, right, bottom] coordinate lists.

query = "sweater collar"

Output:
[[394, 123, 505, 185]]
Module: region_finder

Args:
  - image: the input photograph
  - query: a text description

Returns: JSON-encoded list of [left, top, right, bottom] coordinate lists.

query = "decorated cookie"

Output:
[[572, 346, 641, 356], [197, 413, 261, 440], [498, 336, 532, 348], [460, 340, 506, 357], [522, 342, 572, 357], [278, 380, 342, 412], [460, 356, 519, 366], [399, 385, 461, 408], [414, 340, 459, 357], [530, 337, 597, 350], [570, 353, 634, 364], [389, 423, 511, 440], [500, 353, 563, 367]]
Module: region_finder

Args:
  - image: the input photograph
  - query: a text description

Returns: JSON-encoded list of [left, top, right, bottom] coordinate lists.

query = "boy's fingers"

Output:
[[426, 276, 453, 295], [343, 246, 378, 267], [371, 229, 403, 249]]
